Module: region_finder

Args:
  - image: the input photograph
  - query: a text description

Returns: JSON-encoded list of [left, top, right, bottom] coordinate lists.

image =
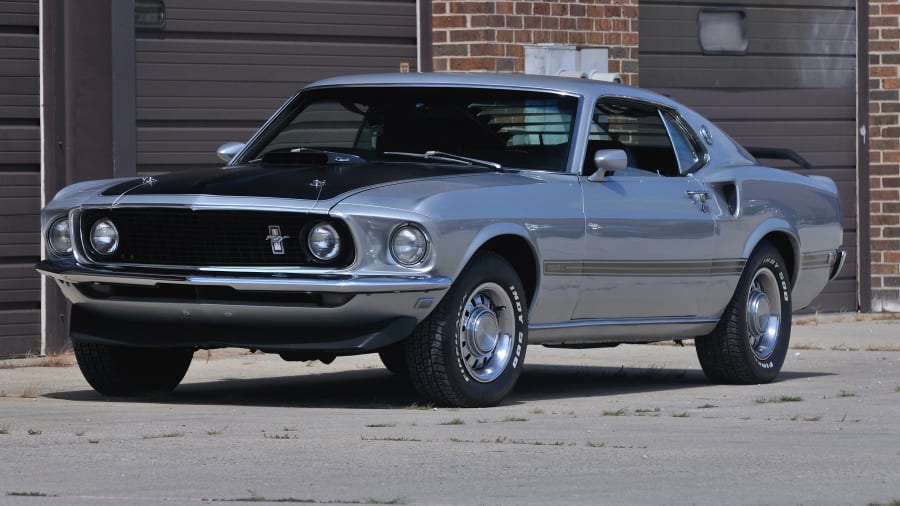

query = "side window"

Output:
[[585, 99, 680, 177], [661, 110, 704, 173]]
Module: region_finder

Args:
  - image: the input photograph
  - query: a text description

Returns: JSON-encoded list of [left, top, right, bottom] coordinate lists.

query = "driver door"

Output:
[[573, 99, 717, 320]]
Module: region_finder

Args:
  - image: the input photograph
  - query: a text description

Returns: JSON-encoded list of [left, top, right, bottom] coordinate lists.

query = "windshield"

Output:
[[240, 86, 579, 172]]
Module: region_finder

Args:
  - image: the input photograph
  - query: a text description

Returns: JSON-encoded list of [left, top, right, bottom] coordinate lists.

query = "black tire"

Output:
[[406, 251, 528, 407], [696, 243, 792, 384], [72, 341, 194, 396], [378, 345, 409, 376]]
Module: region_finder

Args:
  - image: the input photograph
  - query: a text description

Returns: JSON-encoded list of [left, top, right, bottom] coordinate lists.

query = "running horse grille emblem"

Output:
[[265, 225, 289, 255]]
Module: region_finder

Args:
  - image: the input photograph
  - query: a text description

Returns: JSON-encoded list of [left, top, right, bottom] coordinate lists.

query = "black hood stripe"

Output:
[[102, 162, 488, 201]]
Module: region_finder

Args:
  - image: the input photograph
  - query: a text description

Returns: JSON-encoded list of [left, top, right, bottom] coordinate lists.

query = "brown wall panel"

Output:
[[0, 0, 40, 356]]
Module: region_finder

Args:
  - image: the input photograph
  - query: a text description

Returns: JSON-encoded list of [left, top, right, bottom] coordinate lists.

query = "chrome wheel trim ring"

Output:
[[746, 268, 781, 361], [458, 282, 515, 383]]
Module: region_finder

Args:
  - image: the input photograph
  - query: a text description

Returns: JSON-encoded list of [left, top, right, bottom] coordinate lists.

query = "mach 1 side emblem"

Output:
[[265, 225, 289, 255]]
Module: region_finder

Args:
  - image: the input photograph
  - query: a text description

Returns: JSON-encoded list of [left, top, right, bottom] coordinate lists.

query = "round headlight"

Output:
[[308, 223, 341, 261], [90, 219, 119, 255], [48, 217, 72, 255], [390, 225, 428, 266]]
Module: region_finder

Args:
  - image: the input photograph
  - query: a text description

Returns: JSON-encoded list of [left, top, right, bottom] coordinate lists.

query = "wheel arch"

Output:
[[747, 229, 798, 288], [465, 233, 539, 309]]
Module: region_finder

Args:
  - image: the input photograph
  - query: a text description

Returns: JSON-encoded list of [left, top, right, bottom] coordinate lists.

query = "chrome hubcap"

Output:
[[746, 268, 781, 361], [459, 282, 515, 383]]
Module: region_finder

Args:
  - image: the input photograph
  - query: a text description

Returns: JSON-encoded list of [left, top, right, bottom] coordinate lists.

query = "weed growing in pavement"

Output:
[[500, 416, 529, 422], [509, 439, 574, 447], [27, 429, 41, 436], [6, 492, 53, 497], [697, 403, 718, 409], [671, 412, 690, 418], [365, 498, 407, 505], [0, 352, 75, 369], [263, 433, 298, 440], [865, 344, 900, 352], [635, 408, 661, 416], [602, 409, 627, 416], [531, 408, 545, 415], [790, 342, 824, 350], [142, 431, 184, 439], [365, 423, 397, 428], [755, 396, 803, 404], [206, 428, 226, 435], [360, 436, 421, 442], [0, 426, 8, 435], [439, 418, 465, 426], [837, 390, 857, 398], [586, 441, 607, 448], [405, 402, 433, 410], [866, 500, 900, 506], [790, 415, 823, 422], [88, 439, 100, 444]]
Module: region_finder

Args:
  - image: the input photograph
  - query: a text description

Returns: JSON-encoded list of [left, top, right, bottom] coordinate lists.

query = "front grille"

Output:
[[78, 208, 353, 268]]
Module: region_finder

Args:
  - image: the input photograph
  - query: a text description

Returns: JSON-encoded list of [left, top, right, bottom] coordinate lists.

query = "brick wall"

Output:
[[869, 0, 900, 312], [432, 0, 639, 86]]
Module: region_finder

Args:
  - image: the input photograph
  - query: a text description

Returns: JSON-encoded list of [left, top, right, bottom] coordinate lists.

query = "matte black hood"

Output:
[[101, 162, 488, 201]]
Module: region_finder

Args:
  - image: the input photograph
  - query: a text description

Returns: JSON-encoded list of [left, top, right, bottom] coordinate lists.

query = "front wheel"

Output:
[[406, 252, 528, 407], [72, 341, 194, 396], [696, 243, 792, 384]]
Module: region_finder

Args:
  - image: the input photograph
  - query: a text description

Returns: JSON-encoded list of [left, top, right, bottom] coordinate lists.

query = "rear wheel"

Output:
[[696, 243, 792, 384], [406, 252, 527, 407], [72, 341, 194, 396]]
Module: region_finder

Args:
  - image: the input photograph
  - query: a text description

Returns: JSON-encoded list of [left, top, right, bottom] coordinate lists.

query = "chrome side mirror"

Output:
[[587, 149, 628, 182], [216, 142, 245, 163]]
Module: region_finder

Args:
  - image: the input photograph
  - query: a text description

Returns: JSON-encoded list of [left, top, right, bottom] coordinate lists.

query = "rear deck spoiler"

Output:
[[745, 146, 813, 170]]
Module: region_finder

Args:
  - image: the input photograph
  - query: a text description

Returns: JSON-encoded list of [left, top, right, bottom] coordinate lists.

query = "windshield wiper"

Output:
[[383, 150, 503, 170], [248, 147, 366, 166]]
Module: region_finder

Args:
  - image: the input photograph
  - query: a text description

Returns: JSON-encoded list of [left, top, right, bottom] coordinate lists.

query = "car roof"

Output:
[[304, 72, 679, 108]]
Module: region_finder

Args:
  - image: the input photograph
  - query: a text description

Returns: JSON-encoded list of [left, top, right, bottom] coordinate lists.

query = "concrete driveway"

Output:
[[1, 315, 898, 505]]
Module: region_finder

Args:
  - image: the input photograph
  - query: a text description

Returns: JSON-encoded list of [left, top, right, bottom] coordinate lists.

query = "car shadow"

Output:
[[44, 363, 834, 409]]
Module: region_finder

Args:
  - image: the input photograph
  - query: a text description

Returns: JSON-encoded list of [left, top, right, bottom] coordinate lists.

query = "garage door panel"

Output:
[[641, 56, 854, 89], [642, 6, 855, 56], [0, 0, 37, 26], [641, 1, 858, 311], [136, 0, 417, 174], [166, 0, 415, 31]]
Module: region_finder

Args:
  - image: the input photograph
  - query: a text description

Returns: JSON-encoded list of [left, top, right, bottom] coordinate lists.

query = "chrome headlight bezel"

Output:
[[390, 224, 429, 266], [89, 218, 120, 256], [307, 222, 342, 262], [47, 217, 73, 255]]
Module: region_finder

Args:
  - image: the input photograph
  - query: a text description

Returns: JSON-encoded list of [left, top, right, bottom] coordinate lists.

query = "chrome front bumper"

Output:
[[37, 260, 451, 353]]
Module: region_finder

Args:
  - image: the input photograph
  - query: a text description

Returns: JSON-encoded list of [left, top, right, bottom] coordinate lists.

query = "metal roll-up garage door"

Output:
[[0, 0, 40, 357], [640, 0, 858, 312], [136, 0, 418, 176]]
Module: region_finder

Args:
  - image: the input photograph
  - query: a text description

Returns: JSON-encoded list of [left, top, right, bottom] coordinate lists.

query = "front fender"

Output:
[[452, 222, 539, 280]]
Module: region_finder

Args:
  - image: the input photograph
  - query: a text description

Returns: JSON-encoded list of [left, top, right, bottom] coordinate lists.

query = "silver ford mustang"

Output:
[[38, 73, 845, 407]]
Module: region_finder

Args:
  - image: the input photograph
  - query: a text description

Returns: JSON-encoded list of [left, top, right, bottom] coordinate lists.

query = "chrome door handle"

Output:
[[686, 190, 711, 213], [685, 190, 710, 203]]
